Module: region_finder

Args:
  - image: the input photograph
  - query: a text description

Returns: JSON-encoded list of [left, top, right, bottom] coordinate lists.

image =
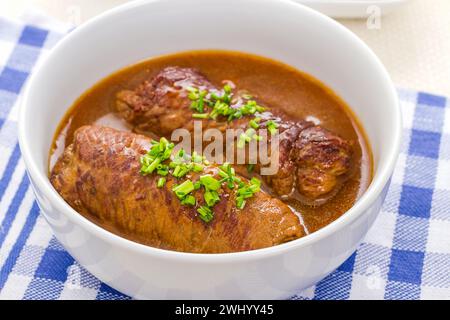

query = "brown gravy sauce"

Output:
[[50, 50, 373, 235]]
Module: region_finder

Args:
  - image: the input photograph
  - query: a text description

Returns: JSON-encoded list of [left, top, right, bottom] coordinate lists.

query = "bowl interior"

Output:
[[20, 0, 400, 254]]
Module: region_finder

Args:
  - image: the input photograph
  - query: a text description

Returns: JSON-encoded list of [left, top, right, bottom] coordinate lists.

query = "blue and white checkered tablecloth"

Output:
[[0, 13, 449, 300]]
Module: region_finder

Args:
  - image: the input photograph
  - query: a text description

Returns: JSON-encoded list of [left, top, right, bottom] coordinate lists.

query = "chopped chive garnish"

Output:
[[198, 90, 206, 113], [181, 195, 196, 206], [235, 177, 261, 210], [249, 119, 260, 129], [193, 163, 204, 172], [237, 128, 259, 149], [266, 120, 279, 135], [247, 164, 255, 173], [172, 180, 194, 199], [253, 134, 262, 141], [197, 206, 214, 223], [236, 197, 246, 210], [237, 134, 246, 149], [189, 88, 208, 113], [199, 175, 221, 191], [156, 164, 169, 176], [223, 84, 232, 94], [157, 177, 166, 188], [191, 152, 203, 163], [245, 128, 253, 135], [250, 176, 261, 187], [204, 191, 220, 207], [140, 137, 174, 175], [172, 165, 181, 177], [140, 126, 263, 220], [219, 162, 240, 190], [176, 148, 185, 158], [187, 84, 264, 123], [147, 158, 161, 173], [192, 113, 209, 119]]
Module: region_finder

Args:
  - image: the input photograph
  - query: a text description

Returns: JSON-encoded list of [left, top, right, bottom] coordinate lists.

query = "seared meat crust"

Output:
[[116, 67, 353, 204], [50, 126, 304, 253]]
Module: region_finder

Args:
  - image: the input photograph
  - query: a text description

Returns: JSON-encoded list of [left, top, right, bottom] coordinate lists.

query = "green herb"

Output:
[[192, 163, 204, 172], [170, 148, 187, 164], [181, 195, 196, 206], [197, 206, 214, 223], [219, 162, 241, 189], [247, 164, 255, 173], [194, 181, 202, 190], [240, 100, 265, 116], [156, 164, 169, 176], [187, 87, 199, 100], [140, 137, 174, 175], [246, 128, 255, 136], [191, 151, 203, 163], [199, 175, 221, 191], [188, 88, 208, 113], [209, 101, 232, 120], [198, 175, 221, 207], [187, 84, 265, 123], [157, 177, 166, 188], [172, 180, 195, 200], [204, 190, 220, 207], [168, 149, 205, 178], [223, 84, 232, 94], [222, 84, 232, 104], [236, 177, 261, 210], [144, 157, 160, 174], [237, 128, 257, 149], [140, 135, 262, 221], [236, 197, 246, 210], [192, 113, 209, 119], [266, 120, 279, 135], [237, 133, 247, 149], [253, 134, 262, 141], [249, 119, 260, 129], [172, 164, 193, 178]]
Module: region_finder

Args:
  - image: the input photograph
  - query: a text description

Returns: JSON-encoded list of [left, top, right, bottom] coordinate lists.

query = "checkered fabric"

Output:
[[0, 14, 449, 300]]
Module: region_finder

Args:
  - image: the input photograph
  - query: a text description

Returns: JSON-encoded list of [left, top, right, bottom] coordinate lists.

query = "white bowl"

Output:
[[19, 0, 401, 299]]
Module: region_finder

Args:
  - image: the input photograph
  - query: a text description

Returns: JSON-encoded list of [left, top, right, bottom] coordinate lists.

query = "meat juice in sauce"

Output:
[[50, 50, 372, 235]]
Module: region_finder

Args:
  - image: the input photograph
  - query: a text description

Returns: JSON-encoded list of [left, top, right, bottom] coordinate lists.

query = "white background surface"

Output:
[[1, 0, 449, 96]]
